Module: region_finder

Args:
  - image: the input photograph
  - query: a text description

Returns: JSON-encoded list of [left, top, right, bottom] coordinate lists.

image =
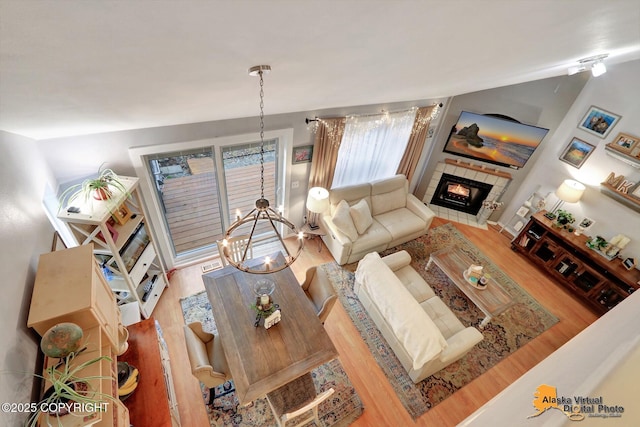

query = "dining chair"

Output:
[[216, 235, 253, 267], [300, 266, 337, 324], [183, 321, 234, 406], [266, 372, 334, 427]]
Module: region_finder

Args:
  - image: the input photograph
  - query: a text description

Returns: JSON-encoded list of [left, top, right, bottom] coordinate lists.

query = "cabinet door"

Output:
[[532, 239, 563, 266], [93, 263, 121, 351], [594, 281, 635, 312], [551, 254, 581, 279], [570, 264, 606, 295]]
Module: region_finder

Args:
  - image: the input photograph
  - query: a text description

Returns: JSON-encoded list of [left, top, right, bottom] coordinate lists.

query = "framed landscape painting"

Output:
[[559, 137, 595, 169], [578, 105, 621, 139]]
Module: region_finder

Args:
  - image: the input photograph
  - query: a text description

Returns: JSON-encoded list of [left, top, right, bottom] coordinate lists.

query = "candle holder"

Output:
[[252, 295, 280, 327], [252, 279, 278, 327]]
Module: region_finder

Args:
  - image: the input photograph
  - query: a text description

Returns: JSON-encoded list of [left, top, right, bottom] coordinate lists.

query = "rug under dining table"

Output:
[[181, 292, 364, 426]]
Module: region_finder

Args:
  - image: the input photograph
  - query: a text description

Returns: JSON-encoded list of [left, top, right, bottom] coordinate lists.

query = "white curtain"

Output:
[[331, 109, 417, 188]]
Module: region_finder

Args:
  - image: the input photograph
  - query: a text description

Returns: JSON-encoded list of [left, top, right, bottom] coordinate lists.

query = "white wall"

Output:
[[461, 289, 640, 426], [0, 131, 58, 426], [499, 59, 640, 259]]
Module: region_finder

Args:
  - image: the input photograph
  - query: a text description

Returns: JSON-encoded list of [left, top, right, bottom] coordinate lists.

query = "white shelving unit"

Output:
[[500, 190, 546, 238], [57, 176, 168, 319]]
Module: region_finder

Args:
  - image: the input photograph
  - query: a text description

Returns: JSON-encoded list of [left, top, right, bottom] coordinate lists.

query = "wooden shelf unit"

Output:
[[500, 190, 546, 237], [57, 176, 168, 319], [28, 245, 130, 427], [604, 143, 640, 168], [512, 212, 640, 315]]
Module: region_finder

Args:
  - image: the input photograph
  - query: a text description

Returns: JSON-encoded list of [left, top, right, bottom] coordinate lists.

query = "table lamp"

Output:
[[306, 187, 329, 230], [550, 179, 585, 214]]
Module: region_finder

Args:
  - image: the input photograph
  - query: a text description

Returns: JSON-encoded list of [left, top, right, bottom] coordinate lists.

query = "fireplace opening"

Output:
[[430, 173, 494, 215]]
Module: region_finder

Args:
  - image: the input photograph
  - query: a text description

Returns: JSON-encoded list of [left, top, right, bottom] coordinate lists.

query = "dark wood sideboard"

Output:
[[512, 212, 640, 315]]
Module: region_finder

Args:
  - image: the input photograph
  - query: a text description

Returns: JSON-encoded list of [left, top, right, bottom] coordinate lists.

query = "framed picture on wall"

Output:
[[292, 145, 313, 164], [577, 105, 621, 139], [578, 217, 595, 229], [559, 137, 595, 169], [607, 132, 639, 156]]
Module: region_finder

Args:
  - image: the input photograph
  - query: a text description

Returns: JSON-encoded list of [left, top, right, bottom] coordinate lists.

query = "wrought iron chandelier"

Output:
[[221, 65, 304, 274]]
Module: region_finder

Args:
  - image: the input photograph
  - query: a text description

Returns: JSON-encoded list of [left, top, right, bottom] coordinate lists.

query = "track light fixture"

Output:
[[567, 54, 608, 77]]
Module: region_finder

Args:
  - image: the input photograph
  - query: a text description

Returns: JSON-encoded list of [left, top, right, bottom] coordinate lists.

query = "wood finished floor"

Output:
[[152, 218, 598, 426]]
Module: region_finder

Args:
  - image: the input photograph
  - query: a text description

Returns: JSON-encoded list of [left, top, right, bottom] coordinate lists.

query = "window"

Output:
[[129, 129, 293, 267], [331, 109, 417, 188]]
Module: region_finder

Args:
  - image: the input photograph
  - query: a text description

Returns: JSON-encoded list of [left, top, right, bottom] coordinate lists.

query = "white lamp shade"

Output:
[[555, 179, 585, 203], [306, 187, 329, 213]]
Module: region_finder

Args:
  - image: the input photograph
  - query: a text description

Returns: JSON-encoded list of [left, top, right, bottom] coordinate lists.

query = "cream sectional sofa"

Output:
[[320, 175, 435, 265], [354, 250, 484, 383]]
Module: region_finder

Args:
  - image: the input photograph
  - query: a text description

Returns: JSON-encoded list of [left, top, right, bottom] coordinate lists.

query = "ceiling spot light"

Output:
[[591, 61, 606, 77], [567, 53, 608, 77]]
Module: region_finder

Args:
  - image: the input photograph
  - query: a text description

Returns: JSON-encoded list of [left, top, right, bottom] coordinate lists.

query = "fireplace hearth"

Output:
[[430, 173, 494, 215]]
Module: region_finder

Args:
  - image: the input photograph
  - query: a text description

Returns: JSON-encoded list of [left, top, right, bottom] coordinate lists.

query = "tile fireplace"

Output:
[[423, 160, 512, 228], [430, 173, 494, 215]]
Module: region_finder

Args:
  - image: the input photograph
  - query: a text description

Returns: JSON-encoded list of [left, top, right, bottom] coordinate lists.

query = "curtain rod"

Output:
[[305, 102, 443, 124]]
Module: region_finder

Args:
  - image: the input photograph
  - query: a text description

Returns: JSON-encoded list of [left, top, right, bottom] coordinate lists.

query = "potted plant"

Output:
[[587, 235, 608, 251], [25, 351, 116, 427], [59, 164, 129, 211], [554, 209, 575, 229]]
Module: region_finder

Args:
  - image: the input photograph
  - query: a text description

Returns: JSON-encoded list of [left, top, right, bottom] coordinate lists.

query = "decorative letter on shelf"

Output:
[[601, 172, 640, 213]]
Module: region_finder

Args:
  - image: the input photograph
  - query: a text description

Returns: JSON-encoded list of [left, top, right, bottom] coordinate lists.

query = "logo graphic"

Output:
[[529, 384, 624, 421]]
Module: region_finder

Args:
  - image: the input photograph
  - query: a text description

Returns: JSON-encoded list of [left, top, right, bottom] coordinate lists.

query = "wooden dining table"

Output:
[[202, 252, 338, 404]]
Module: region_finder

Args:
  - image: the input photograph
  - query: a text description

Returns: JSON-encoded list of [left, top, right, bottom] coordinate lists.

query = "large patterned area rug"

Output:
[[328, 222, 559, 419], [180, 292, 364, 427]]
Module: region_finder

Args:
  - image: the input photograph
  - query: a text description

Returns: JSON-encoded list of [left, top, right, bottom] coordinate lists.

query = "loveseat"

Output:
[[320, 175, 435, 265], [354, 250, 484, 383]]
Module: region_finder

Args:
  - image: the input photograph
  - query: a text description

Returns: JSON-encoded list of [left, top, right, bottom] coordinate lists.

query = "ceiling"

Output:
[[1, 1, 639, 140]]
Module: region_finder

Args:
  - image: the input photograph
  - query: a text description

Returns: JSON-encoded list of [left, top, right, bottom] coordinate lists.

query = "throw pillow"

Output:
[[349, 199, 373, 235], [332, 200, 358, 241]]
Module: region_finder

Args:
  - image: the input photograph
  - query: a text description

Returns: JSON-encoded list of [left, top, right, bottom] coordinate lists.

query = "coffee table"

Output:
[[427, 246, 515, 328]]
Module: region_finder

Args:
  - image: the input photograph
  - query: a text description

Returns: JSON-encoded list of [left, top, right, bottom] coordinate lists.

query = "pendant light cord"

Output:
[[259, 70, 265, 200]]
